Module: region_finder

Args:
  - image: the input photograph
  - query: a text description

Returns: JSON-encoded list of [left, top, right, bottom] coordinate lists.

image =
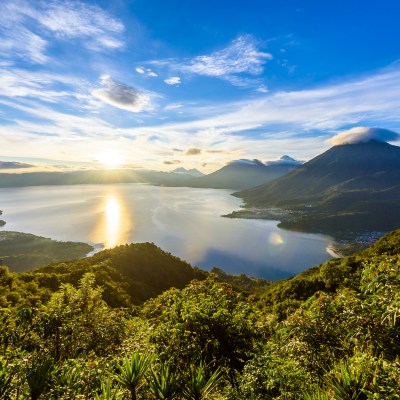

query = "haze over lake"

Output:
[[0, 184, 334, 279]]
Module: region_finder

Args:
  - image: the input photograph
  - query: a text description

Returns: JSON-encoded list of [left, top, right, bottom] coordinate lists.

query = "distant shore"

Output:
[[223, 206, 387, 256]]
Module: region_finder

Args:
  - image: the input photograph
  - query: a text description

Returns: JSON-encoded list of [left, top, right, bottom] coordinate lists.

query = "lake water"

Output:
[[0, 184, 334, 279]]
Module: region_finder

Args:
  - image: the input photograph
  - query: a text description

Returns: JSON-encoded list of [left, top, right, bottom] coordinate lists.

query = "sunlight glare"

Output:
[[105, 196, 120, 247], [269, 232, 285, 246], [92, 193, 132, 248], [97, 150, 124, 168]]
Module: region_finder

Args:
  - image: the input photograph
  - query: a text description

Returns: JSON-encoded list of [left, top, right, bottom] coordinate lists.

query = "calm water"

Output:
[[0, 184, 334, 279]]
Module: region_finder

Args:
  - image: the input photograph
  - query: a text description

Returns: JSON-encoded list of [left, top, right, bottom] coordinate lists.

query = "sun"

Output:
[[96, 150, 125, 168]]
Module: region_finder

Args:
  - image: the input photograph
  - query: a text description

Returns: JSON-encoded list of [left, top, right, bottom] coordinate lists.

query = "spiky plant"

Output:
[[95, 376, 122, 400], [148, 363, 180, 400], [182, 361, 223, 400], [113, 351, 152, 400], [26, 358, 54, 400]]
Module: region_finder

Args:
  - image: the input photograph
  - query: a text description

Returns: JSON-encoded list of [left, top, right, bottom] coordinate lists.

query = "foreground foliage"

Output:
[[0, 231, 400, 398]]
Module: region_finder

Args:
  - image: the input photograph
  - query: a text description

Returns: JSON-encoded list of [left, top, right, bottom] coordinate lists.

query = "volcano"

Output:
[[235, 140, 400, 233]]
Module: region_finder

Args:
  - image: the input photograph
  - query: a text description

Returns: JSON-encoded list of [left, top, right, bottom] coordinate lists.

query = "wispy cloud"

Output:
[[92, 75, 152, 113], [184, 35, 272, 78], [152, 35, 272, 88], [0, 0, 124, 63], [0, 27, 49, 64], [164, 103, 183, 111], [0, 67, 81, 102]]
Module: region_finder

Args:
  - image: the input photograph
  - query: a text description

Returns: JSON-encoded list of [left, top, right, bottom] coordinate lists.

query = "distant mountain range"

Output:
[[234, 140, 400, 234], [189, 156, 302, 189], [172, 167, 204, 177], [0, 156, 302, 190]]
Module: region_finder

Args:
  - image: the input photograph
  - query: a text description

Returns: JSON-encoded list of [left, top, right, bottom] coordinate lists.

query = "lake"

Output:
[[0, 184, 334, 279]]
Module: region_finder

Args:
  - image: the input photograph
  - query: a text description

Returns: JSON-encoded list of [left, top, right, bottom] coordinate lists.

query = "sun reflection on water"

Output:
[[92, 193, 131, 248]]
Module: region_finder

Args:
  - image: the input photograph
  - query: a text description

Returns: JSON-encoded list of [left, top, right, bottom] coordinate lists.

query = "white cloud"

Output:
[[0, 0, 124, 63], [328, 127, 400, 145], [164, 103, 183, 111], [149, 35, 271, 88], [256, 85, 269, 93], [0, 26, 48, 64], [136, 67, 158, 77], [164, 77, 181, 85], [92, 75, 152, 113], [2, 63, 400, 171], [0, 67, 81, 102], [185, 35, 272, 78]]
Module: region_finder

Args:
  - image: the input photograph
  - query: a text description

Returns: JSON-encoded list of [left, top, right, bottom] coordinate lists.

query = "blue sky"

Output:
[[1, 0, 400, 172]]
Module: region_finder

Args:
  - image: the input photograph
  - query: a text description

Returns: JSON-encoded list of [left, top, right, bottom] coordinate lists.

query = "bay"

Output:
[[0, 184, 334, 279]]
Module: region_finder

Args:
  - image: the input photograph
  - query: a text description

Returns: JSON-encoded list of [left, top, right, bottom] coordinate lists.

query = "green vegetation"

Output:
[[0, 209, 5, 226], [0, 230, 400, 398], [0, 231, 94, 272]]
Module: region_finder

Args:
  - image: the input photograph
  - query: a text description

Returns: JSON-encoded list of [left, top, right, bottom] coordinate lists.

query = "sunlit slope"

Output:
[[25, 243, 206, 306]]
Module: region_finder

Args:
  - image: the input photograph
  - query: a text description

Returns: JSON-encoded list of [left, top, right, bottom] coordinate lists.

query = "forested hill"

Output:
[[0, 242, 207, 307], [0, 231, 400, 398]]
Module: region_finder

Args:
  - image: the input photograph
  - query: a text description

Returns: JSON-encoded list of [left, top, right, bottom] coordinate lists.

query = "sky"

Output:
[[1, 0, 400, 173]]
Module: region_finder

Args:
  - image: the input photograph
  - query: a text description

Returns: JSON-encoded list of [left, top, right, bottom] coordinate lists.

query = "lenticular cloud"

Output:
[[328, 127, 400, 145]]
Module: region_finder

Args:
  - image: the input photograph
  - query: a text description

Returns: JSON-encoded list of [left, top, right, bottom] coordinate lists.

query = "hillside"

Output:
[[0, 231, 93, 272], [0, 231, 400, 400], [233, 140, 400, 234], [0, 230, 399, 398]]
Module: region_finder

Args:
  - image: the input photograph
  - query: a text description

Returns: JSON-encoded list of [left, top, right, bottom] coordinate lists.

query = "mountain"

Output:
[[172, 167, 204, 177], [192, 158, 300, 190], [0, 168, 195, 188], [265, 155, 303, 166], [0, 159, 299, 190], [235, 140, 400, 233]]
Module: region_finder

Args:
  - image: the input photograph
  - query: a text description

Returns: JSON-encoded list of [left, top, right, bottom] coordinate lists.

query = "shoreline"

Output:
[[223, 206, 388, 257]]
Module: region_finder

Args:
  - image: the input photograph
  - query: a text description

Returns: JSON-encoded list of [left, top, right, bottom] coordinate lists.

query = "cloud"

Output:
[[0, 27, 49, 64], [0, 0, 124, 63], [164, 103, 183, 111], [163, 160, 182, 165], [328, 126, 400, 145], [183, 35, 271, 86], [185, 148, 202, 156], [0, 67, 81, 102], [164, 77, 181, 85], [92, 75, 152, 113], [188, 35, 272, 75], [256, 86, 269, 93], [136, 66, 158, 77], [0, 161, 34, 169], [150, 35, 271, 88]]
